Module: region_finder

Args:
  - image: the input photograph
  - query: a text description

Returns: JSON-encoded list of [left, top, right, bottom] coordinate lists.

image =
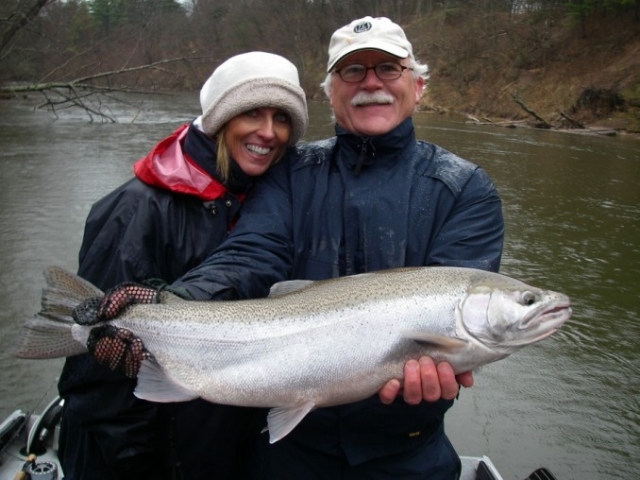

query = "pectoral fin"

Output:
[[134, 359, 199, 402], [265, 400, 315, 443], [402, 330, 469, 350], [268, 280, 315, 298]]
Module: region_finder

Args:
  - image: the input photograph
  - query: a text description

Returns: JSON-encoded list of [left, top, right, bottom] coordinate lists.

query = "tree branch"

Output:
[[1, 57, 189, 122], [2, 56, 189, 94], [511, 92, 553, 129]]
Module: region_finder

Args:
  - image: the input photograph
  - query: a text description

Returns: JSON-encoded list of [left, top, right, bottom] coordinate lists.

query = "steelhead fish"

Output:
[[12, 266, 571, 443]]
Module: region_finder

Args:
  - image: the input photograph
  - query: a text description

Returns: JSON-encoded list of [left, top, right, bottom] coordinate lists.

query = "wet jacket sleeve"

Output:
[[427, 166, 504, 272], [77, 180, 228, 286], [173, 159, 294, 301]]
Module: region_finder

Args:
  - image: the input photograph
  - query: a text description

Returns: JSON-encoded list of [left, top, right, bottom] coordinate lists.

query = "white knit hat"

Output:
[[327, 16, 414, 72], [199, 52, 308, 144]]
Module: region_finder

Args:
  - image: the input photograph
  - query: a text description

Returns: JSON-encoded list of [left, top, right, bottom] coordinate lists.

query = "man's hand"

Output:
[[378, 357, 474, 405]]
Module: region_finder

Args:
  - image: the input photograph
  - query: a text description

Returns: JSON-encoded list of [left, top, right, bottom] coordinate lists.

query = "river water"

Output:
[[0, 93, 638, 479]]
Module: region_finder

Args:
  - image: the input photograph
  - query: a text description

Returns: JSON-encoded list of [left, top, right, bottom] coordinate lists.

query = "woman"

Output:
[[57, 51, 308, 480]]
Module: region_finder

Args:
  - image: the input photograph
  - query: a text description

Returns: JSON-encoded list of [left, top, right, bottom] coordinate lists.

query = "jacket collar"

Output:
[[335, 117, 415, 175], [133, 124, 253, 201]]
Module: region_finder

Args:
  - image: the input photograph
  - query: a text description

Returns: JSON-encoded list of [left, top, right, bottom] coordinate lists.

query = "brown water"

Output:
[[1, 93, 638, 479]]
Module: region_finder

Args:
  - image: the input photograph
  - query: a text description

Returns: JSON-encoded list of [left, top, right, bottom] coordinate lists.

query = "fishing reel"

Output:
[[18, 454, 58, 480], [14, 396, 64, 480]]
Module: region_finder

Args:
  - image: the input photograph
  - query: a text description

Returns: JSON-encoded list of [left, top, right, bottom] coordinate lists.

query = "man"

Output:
[[169, 16, 504, 479]]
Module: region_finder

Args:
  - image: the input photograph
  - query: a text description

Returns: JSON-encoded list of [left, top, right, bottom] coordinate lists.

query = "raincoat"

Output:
[[174, 118, 504, 479], [58, 123, 259, 480]]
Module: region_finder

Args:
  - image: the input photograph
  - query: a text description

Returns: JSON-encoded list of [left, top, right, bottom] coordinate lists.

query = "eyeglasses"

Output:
[[333, 62, 411, 83]]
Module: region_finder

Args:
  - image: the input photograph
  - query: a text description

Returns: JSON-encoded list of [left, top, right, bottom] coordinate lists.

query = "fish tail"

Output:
[[10, 266, 104, 359]]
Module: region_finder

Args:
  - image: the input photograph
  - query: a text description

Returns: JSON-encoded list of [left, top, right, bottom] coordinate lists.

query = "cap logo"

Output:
[[353, 21, 372, 34]]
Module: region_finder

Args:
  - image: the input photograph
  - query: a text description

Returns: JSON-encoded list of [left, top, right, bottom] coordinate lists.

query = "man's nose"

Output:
[[360, 67, 384, 87]]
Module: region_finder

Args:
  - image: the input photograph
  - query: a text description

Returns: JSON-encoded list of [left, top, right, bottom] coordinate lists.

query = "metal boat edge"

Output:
[[1, 396, 555, 480]]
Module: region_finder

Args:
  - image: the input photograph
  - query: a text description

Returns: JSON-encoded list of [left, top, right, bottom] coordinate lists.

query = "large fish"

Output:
[[12, 266, 571, 443]]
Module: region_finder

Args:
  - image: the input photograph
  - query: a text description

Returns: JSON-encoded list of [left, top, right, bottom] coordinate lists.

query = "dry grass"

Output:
[[411, 10, 640, 133]]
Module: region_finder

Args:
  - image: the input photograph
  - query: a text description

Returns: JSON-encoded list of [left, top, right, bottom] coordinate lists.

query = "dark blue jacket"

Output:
[[174, 118, 504, 466]]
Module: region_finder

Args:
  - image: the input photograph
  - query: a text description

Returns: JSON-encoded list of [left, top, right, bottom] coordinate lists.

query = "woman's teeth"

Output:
[[246, 144, 270, 155]]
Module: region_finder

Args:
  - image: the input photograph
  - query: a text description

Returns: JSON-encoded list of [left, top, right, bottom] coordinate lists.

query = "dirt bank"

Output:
[[410, 11, 640, 135]]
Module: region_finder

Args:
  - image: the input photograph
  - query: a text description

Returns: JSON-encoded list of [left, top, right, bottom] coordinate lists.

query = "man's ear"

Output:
[[414, 77, 425, 103]]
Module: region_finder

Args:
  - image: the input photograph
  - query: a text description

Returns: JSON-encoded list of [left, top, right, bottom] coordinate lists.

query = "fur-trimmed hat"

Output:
[[199, 52, 308, 144]]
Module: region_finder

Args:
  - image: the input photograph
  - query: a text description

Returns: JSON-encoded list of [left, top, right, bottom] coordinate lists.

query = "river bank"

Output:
[[410, 12, 640, 136]]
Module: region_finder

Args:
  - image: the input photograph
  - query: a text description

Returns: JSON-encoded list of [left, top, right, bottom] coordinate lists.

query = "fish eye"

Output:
[[520, 291, 538, 306]]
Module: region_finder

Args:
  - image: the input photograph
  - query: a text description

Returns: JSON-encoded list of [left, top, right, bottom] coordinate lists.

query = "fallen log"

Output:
[[559, 111, 586, 129], [511, 93, 553, 129]]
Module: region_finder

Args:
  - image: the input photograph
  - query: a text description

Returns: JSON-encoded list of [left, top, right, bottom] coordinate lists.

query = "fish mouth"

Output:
[[540, 303, 572, 326], [522, 299, 572, 328], [513, 303, 572, 345]]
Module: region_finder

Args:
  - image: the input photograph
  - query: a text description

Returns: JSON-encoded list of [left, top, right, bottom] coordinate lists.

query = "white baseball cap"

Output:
[[327, 16, 414, 72]]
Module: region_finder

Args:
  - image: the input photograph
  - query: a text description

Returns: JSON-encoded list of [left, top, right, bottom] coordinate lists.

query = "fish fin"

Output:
[[134, 359, 199, 403], [11, 266, 100, 359], [402, 330, 469, 350], [268, 280, 315, 298], [156, 291, 189, 304], [266, 400, 315, 443], [44, 266, 103, 306], [10, 317, 87, 359]]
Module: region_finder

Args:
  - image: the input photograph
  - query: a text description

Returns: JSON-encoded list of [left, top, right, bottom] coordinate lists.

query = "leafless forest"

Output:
[[2, 0, 639, 130]]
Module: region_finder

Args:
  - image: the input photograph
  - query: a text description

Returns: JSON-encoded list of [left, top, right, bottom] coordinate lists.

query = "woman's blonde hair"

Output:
[[215, 128, 232, 182]]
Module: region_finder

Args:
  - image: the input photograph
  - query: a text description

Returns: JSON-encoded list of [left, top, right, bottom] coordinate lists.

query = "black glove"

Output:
[[72, 279, 192, 376], [98, 282, 159, 321], [87, 325, 151, 378], [72, 279, 192, 325]]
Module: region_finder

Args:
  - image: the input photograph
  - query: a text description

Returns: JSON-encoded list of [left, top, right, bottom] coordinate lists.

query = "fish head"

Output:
[[458, 280, 572, 352]]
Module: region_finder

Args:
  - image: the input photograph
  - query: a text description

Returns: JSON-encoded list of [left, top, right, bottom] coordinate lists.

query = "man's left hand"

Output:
[[378, 357, 474, 405]]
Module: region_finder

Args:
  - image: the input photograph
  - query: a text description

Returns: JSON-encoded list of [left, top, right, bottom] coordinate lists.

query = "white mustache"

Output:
[[351, 91, 394, 106]]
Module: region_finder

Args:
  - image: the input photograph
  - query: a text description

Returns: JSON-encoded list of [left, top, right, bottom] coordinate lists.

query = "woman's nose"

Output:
[[257, 117, 276, 138]]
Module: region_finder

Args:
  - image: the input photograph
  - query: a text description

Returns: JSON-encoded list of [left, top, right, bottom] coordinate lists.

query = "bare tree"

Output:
[[0, 0, 54, 55], [0, 0, 199, 121]]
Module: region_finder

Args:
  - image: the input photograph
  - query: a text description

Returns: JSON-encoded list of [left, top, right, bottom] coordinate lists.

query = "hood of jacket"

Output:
[[133, 124, 252, 201]]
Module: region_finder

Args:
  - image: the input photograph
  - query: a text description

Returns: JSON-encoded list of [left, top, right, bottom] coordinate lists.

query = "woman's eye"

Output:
[[274, 112, 290, 124]]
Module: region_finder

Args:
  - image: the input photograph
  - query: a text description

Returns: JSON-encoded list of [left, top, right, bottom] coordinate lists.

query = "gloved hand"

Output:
[[72, 279, 192, 325], [70, 282, 158, 326], [98, 282, 160, 321], [71, 279, 192, 376], [87, 325, 151, 378]]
